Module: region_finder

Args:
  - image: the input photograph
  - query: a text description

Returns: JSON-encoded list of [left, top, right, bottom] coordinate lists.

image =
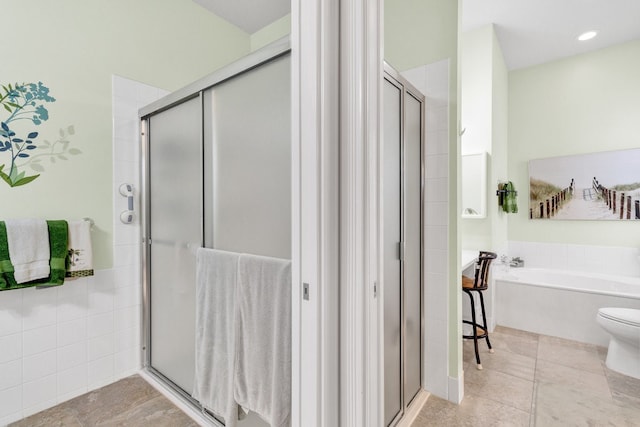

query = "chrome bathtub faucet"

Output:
[[510, 257, 525, 267]]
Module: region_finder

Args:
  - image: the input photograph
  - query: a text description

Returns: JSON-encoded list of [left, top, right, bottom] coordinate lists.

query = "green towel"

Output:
[[0, 222, 25, 291], [35, 220, 68, 288], [0, 220, 68, 291], [503, 181, 518, 214], [497, 183, 506, 207]]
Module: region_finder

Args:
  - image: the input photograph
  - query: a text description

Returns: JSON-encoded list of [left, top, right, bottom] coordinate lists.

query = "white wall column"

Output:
[[291, 0, 340, 426], [294, 0, 387, 424], [340, 0, 384, 426]]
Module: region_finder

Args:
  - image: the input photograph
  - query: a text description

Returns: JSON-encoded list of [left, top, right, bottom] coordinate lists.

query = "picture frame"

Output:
[[528, 148, 640, 220]]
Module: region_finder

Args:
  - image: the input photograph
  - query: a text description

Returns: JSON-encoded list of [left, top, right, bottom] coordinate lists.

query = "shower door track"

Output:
[[144, 366, 224, 425]]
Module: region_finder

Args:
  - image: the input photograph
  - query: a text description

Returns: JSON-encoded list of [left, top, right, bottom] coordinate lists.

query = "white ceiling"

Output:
[[462, 0, 640, 70], [194, 0, 640, 71], [193, 0, 289, 34]]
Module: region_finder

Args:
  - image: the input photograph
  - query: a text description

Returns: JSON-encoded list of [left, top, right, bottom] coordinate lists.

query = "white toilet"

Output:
[[596, 307, 640, 379]]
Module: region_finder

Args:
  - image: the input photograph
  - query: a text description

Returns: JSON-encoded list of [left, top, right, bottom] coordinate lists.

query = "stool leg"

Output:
[[478, 291, 494, 354], [468, 292, 482, 370]]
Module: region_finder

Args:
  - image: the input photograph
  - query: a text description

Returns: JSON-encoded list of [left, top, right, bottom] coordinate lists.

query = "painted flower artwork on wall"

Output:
[[0, 82, 81, 187]]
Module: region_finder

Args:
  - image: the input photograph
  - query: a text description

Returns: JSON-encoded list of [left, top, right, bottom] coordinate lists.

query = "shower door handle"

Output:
[[398, 241, 405, 261]]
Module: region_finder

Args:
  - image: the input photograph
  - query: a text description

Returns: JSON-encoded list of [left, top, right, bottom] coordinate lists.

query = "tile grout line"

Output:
[[596, 347, 618, 402], [528, 335, 540, 427], [462, 337, 537, 417]]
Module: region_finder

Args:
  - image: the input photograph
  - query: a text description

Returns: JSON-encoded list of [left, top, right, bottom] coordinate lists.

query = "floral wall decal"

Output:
[[0, 82, 81, 187]]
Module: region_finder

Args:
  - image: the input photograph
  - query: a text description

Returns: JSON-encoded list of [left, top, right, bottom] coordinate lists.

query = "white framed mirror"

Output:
[[461, 152, 487, 218]]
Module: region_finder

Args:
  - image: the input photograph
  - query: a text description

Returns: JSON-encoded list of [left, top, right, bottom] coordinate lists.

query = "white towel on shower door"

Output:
[[234, 253, 292, 427], [5, 218, 50, 284], [192, 248, 240, 427]]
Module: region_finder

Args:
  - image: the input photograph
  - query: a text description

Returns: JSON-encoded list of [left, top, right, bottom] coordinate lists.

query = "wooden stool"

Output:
[[462, 251, 497, 370]]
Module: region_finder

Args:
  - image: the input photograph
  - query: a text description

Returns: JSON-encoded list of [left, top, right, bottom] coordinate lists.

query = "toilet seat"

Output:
[[598, 308, 640, 328]]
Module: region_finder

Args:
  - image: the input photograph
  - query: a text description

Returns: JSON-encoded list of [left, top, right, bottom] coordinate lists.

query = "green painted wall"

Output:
[[1, 1, 250, 269], [461, 26, 494, 250], [490, 28, 509, 254], [508, 40, 640, 247], [251, 14, 290, 51], [385, 0, 459, 71], [460, 25, 508, 253]]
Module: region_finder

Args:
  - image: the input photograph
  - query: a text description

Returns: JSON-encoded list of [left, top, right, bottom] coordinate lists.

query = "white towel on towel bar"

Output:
[[234, 253, 292, 427], [5, 219, 50, 284], [193, 248, 241, 427]]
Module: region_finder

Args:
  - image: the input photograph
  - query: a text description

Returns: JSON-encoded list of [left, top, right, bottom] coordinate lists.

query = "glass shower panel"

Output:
[[206, 55, 291, 259], [403, 93, 422, 405], [383, 77, 403, 426], [148, 96, 202, 393]]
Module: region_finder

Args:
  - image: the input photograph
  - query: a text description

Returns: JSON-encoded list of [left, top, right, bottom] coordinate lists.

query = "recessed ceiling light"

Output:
[[578, 31, 598, 41]]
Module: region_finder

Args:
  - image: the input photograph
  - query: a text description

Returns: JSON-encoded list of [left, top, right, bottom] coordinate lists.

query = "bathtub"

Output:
[[494, 268, 640, 346]]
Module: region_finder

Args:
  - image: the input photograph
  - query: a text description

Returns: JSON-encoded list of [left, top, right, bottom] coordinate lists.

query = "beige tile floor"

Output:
[[412, 326, 640, 427], [10, 375, 198, 427], [11, 327, 640, 427]]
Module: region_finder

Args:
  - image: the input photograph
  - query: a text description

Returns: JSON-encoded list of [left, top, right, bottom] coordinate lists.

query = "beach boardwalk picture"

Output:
[[529, 148, 640, 220]]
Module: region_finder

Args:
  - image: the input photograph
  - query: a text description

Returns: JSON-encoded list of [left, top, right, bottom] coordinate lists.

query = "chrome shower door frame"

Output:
[[382, 62, 426, 427], [139, 38, 291, 416]]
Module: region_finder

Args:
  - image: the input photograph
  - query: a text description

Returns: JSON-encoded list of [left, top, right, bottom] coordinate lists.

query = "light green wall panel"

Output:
[[508, 40, 640, 247], [251, 14, 290, 51], [461, 26, 493, 156], [489, 28, 509, 253], [385, 0, 459, 72], [461, 26, 493, 251], [460, 25, 508, 254], [0, 0, 250, 269]]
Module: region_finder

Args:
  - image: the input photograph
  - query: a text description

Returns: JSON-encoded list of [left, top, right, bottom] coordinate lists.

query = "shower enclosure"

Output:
[[139, 39, 291, 426], [138, 39, 423, 427], [382, 64, 425, 427]]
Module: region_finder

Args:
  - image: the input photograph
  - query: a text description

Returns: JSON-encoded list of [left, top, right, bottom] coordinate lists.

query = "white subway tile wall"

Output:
[[0, 76, 168, 426], [403, 59, 451, 400], [507, 241, 640, 278]]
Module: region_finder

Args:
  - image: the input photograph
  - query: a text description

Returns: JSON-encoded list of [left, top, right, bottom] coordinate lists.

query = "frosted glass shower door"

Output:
[[383, 66, 425, 426], [203, 54, 291, 259], [143, 48, 291, 421], [148, 96, 202, 393], [403, 93, 422, 406], [383, 77, 403, 426]]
